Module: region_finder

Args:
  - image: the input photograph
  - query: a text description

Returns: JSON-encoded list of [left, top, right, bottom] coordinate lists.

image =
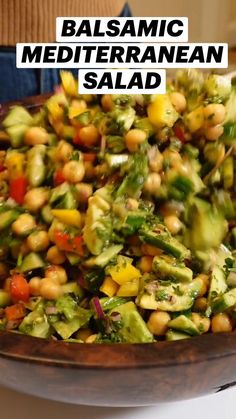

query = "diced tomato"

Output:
[[83, 153, 97, 163], [10, 274, 30, 303], [9, 176, 27, 204], [173, 125, 186, 143], [54, 231, 84, 256], [5, 303, 26, 321], [73, 129, 83, 146], [0, 164, 6, 173], [54, 169, 66, 186]]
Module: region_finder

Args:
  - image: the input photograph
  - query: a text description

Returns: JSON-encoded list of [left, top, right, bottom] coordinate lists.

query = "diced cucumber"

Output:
[[41, 205, 54, 224], [66, 253, 81, 266], [152, 256, 193, 282], [6, 124, 29, 148], [84, 245, 123, 268], [168, 315, 200, 336], [19, 301, 51, 338], [140, 228, 190, 260], [0, 290, 11, 308], [61, 282, 84, 298], [20, 252, 45, 273], [50, 183, 70, 204], [105, 154, 129, 169], [2, 106, 33, 128], [211, 288, 236, 313], [55, 191, 77, 209], [166, 330, 191, 341], [0, 210, 19, 230]]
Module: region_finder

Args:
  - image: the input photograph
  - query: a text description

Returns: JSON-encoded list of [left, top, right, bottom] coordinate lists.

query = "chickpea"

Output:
[[191, 312, 210, 334], [12, 213, 36, 236], [40, 278, 62, 300], [139, 256, 153, 273], [170, 92, 187, 113], [24, 188, 49, 213], [27, 230, 49, 252], [193, 297, 208, 312], [24, 127, 49, 146], [125, 129, 146, 153], [101, 94, 113, 112], [126, 198, 139, 211], [79, 125, 100, 147], [211, 313, 233, 333], [164, 215, 182, 235], [86, 334, 98, 343], [75, 328, 93, 342], [195, 274, 209, 297], [163, 149, 182, 168], [144, 173, 161, 194], [55, 140, 73, 162], [47, 246, 66, 265], [204, 125, 224, 141], [0, 263, 9, 281], [45, 265, 68, 285], [141, 244, 162, 256], [147, 311, 171, 336], [62, 160, 85, 184], [204, 104, 226, 126], [148, 148, 163, 173], [29, 277, 42, 296], [75, 183, 93, 204], [160, 201, 184, 217]]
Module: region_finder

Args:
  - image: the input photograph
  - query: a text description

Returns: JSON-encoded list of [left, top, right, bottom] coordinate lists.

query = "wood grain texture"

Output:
[[0, 331, 236, 405]]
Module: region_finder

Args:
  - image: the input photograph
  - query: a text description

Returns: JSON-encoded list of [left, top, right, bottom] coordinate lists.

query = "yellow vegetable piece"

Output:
[[51, 209, 82, 228], [185, 106, 204, 133], [147, 94, 179, 128], [60, 71, 78, 97], [6, 152, 25, 179], [108, 262, 141, 285], [116, 278, 140, 297], [68, 107, 86, 119], [99, 276, 119, 297]]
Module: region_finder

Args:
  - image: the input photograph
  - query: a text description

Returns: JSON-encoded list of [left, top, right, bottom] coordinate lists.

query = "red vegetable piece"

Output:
[[10, 274, 30, 303], [83, 153, 97, 163], [9, 176, 27, 204], [5, 303, 26, 321], [54, 169, 66, 186], [73, 129, 83, 146], [173, 125, 186, 143], [54, 231, 84, 256]]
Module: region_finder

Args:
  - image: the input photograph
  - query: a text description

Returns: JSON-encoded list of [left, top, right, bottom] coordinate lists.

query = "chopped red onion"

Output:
[[92, 297, 105, 319]]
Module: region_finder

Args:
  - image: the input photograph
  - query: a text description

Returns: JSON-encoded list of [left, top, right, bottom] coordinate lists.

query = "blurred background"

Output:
[[129, 0, 236, 45]]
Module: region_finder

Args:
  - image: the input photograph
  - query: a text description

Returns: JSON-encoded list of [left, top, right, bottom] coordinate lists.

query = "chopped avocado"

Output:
[[111, 301, 154, 343], [211, 288, 236, 313], [120, 211, 147, 236], [0, 290, 11, 308], [183, 198, 227, 252], [208, 246, 230, 301], [140, 227, 190, 260], [168, 315, 200, 336], [19, 301, 51, 338], [20, 252, 45, 273], [137, 278, 202, 312], [152, 255, 193, 282], [0, 210, 19, 230], [52, 304, 91, 340], [84, 245, 123, 268], [166, 329, 190, 341]]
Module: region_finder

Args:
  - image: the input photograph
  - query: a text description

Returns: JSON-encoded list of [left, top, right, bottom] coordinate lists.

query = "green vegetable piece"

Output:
[[2, 106, 33, 128], [106, 135, 125, 153], [66, 252, 81, 266], [221, 122, 236, 145], [212, 190, 235, 219], [99, 296, 129, 312], [168, 315, 200, 336], [74, 111, 91, 126], [84, 245, 123, 268], [0, 210, 19, 230], [61, 282, 84, 298], [41, 205, 54, 224], [50, 182, 70, 204], [152, 256, 193, 282], [20, 252, 45, 273], [208, 246, 231, 301], [53, 307, 91, 339], [140, 227, 190, 260], [204, 74, 231, 102], [121, 211, 147, 236], [211, 288, 236, 313], [26, 144, 46, 187], [166, 330, 190, 341], [0, 290, 11, 308], [112, 301, 154, 343], [222, 156, 234, 190], [104, 154, 129, 170], [117, 154, 148, 199], [134, 117, 155, 137], [19, 301, 51, 338]]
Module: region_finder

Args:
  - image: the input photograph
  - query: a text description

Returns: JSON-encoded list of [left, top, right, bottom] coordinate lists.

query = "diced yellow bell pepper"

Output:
[[6, 152, 25, 179], [99, 276, 119, 297], [147, 94, 179, 128], [60, 71, 78, 97], [116, 278, 140, 297], [51, 209, 82, 228], [108, 261, 141, 285], [185, 106, 204, 133]]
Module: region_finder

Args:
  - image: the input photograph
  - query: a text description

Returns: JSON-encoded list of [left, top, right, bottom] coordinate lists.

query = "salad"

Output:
[[0, 70, 236, 343]]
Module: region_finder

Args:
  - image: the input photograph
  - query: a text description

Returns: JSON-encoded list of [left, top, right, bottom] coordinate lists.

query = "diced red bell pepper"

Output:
[[73, 129, 83, 146], [10, 274, 30, 303], [54, 231, 84, 256], [83, 153, 97, 163], [173, 125, 186, 143], [54, 169, 66, 186], [9, 176, 27, 204], [5, 303, 26, 321]]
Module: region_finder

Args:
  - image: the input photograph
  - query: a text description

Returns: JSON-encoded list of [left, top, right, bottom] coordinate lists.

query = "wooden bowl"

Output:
[[0, 95, 236, 406]]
